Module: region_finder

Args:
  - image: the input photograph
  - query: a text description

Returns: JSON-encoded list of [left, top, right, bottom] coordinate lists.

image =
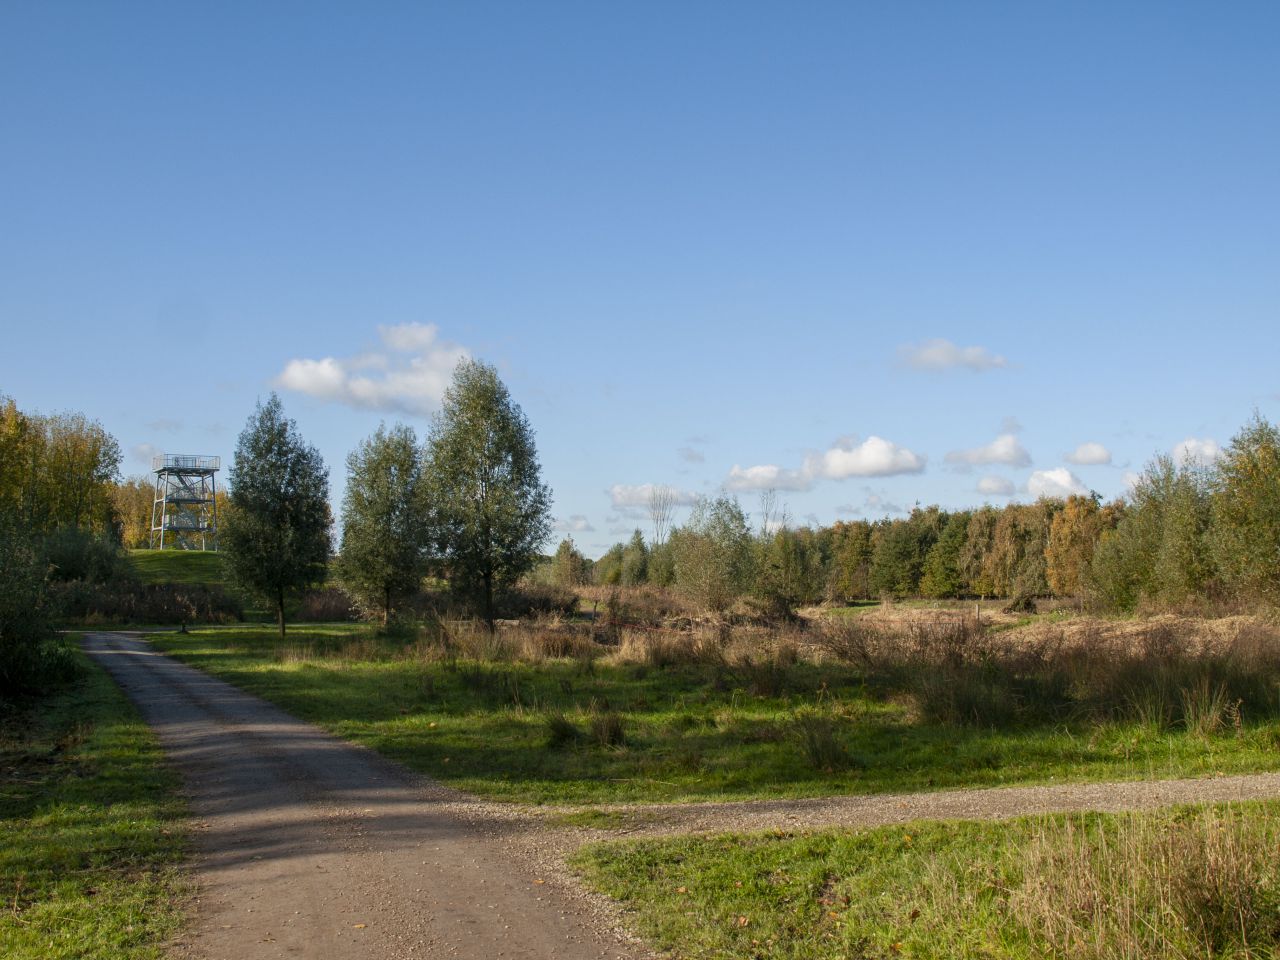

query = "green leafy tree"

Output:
[[756, 525, 825, 616], [672, 495, 754, 612], [337, 423, 428, 625], [593, 542, 625, 585], [551, 536, 588, 587], [620, 529, 649, 586], [222, 394, 332, 637], [959, 506, 999, 598], [1211, 413, 1280, 603], [920, 511, 970, 598], [870, 507, 943, 598], [1088, 455, 1214, 611], [422, 360, 552, 629], [828, 520, 874, 600]]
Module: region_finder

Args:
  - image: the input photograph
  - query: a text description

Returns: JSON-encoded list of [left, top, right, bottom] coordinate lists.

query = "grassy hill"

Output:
[[127, 549, 229, 587]]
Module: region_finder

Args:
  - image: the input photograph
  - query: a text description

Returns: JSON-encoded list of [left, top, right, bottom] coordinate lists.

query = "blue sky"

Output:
[[3, 2, 1277, 556]]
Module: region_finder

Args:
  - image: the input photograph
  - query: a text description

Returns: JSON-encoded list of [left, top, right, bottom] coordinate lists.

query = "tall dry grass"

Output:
[[1009, 806, 1280, 959]]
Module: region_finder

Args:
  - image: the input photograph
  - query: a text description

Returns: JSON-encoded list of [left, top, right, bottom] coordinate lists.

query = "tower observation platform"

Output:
[[150, 454, 220, 550]]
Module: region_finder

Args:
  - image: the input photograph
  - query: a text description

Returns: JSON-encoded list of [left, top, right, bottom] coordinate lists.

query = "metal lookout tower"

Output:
[[150, 454, 220, 550]]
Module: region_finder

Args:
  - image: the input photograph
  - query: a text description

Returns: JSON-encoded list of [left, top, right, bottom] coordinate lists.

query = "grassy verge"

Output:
[[148, 624, 1280, 805], [0, 648, 187, 960], [574, 801, 1280, 959]]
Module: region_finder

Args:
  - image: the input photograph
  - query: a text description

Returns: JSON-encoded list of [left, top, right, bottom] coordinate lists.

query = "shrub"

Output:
[[792, 708, 850, 771], [544, 711, 581, 748], [0, 519, 78, 696], [297, 586, 358, 622], [589, 709, 626, 747], [49, 579, 243, 625]]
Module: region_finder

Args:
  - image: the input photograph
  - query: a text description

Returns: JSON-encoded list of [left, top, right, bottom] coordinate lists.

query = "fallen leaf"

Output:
[[676, 886, 688, 894], [353, 923, 366, 929], [736, 916, 750, 927]]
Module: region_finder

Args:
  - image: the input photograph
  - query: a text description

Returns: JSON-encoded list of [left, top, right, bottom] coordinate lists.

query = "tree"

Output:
[[0, 395, 121, 536], [648, 485, 675, 548], [828, 520, 874, 600], [337, 423, 428, 625], [870, 507, 943, 598], [551, 536, 588, 587], [111, 476, 155, 548], [960, 507, 999, 598], [593, 542, 625, 585], [1046, 494, 1104, 597], [920, 511, 970, 598], [1088, 455, 1214, 611], [422, 360, 552, 629], [222, 394, 331, 637], [1211, 413, 1280, 604], [620, 529, 649, 585], [672, 495, 754, 612]]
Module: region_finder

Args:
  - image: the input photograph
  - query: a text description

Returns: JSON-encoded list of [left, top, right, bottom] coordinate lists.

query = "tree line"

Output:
[[576, 413, 1280, 615], [4, 371, 1279, 696]]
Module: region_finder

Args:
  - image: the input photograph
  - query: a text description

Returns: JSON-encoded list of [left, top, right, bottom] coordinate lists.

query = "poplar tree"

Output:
[[422, 360, 552, 629], [222, 394, 331, 637], [337, 423, 428, 625]]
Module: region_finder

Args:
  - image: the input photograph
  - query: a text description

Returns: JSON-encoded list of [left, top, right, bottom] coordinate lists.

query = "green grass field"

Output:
[[574, 801, 1280, 960], [0, 648, 188, 960], [147, 624, 1280, 805], [126, 548, 229, 587]]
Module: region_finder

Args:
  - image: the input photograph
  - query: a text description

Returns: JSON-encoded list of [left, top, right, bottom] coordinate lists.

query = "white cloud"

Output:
[[553, 515, 595, 533], [130, 442, 161, 467], [1028, 468, 1088, 499], [1064, 441, 1112, 466], [275, 322, 469, 416], [977, 475, 1015, 496], [607, 483, 698, 509], [1123, 471, 1142, 490], [806, 436, 926, 479], [945, 433, 1031, 468], [1173, 437, 1222, 467], [723, 436, 925, 495], [835, 491, 907, 516], [900, 338, 1009, 372], [725, 463, 812, 492]]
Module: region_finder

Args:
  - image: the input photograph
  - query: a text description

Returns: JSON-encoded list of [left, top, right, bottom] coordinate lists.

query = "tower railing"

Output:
[[153, 454, 220, 471]]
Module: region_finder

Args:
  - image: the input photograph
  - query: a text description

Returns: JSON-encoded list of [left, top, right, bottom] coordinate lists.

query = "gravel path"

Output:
[[83, 632, 641, 960], [84, 631, 1280, 959]]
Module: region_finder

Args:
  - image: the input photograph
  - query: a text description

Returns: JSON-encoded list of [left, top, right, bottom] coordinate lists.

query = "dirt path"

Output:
[[85, 631, 1280, 959], [83, 632, 640, 960]]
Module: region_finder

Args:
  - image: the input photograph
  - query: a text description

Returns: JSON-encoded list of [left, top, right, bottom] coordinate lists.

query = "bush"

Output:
[[544, 711, 581, 748], [43, 527, 124, 583], [297, 586, 358, 622], [589, 709, 627, 747], [499, 583, 579, 619], [49, 579, 243, 625], [791, 709, 850, 771], [0, 520, 77, 697]]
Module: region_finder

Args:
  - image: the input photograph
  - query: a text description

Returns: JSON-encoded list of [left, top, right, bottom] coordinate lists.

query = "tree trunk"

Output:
[[483, 570, 494, 634], [277, 589, 286, 639], [384, 585, 391, 628]]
